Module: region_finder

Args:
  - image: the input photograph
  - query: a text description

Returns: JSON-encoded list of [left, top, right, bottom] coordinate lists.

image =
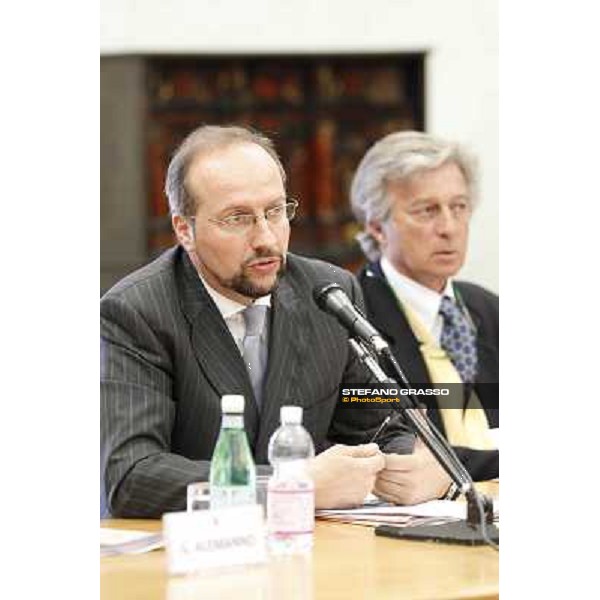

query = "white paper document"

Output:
[[316, 498, 499, 527], [318, 499, 464, 518], [100, 527, 164, 556]]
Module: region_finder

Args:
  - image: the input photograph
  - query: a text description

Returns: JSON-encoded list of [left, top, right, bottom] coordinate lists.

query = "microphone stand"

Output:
[[348, 338, 498, 547]]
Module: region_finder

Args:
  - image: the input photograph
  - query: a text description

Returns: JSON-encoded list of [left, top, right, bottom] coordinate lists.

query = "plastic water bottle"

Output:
[[267, 405, 315, 555], [209, 395, 256, 509]]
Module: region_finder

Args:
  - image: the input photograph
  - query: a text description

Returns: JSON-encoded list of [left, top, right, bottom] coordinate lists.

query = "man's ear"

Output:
[[172, 215, 195, 252], [367, 220, 385, 246]]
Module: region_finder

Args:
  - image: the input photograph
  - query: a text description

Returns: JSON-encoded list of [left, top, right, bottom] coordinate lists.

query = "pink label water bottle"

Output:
[[267, 405, 315, 555]]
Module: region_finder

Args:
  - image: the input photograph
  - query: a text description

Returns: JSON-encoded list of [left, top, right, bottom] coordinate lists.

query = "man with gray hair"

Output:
[[351, 131, 498, 497]]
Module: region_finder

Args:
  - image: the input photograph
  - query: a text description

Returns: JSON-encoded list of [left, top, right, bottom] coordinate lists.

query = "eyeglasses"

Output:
[[191, 199, 299, 235], [404, 200, 472, 225]]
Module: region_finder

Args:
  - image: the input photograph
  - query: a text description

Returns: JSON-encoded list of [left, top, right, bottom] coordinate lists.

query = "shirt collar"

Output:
[[196, 270, 271, 320], [380, 256, 454, 332]]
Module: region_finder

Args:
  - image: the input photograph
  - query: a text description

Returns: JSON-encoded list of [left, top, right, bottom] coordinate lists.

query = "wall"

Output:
[[100, 0, 498, 292], [100, 57, 147, 291]]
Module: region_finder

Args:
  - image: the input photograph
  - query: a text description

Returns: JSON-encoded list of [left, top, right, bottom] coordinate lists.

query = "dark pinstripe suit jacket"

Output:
[[101, 246, 413, 517]]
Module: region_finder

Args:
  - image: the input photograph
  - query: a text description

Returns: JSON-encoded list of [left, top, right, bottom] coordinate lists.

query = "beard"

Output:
[[225, 249, 287, 299], [190, 246, 287, 300], [229, 263, 286, 298]]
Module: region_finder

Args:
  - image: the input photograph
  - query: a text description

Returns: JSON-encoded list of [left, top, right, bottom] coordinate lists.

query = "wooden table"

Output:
[[101, 482, 498, 600]]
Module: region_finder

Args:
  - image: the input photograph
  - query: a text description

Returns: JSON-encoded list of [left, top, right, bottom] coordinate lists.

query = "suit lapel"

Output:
[[176, 251, 260, 444], [360, 263, 431, 385], [455, 283, 499, 384]]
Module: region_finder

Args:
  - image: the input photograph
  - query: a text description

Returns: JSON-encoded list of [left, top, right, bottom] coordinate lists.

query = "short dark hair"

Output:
[[165, 124, 287, 216]]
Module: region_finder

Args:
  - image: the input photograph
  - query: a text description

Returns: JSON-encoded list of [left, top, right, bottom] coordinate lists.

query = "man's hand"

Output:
[[308, 443, 385, 509], [373, 438, 451, 505]]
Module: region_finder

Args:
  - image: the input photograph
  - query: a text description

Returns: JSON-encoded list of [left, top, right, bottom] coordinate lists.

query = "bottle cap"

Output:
[[280, 405, 303, 424], [221, 394, 245, 414]]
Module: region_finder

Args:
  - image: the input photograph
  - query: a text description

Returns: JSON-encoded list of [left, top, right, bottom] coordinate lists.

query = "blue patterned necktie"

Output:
[[439, 296, 478, 384], [242, 304, 269, 408]]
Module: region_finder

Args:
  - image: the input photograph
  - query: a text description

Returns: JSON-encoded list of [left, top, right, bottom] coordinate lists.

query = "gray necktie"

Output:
[[439, 296, 478, 384], [242, 304, 269, 408]]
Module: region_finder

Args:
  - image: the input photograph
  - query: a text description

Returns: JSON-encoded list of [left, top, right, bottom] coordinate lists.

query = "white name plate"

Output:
[[162, 504, 266, 575]]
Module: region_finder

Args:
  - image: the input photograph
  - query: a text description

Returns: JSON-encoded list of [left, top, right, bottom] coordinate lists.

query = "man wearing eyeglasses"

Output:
[[101, 125, 431, 518], [351, 131, 499, 503]]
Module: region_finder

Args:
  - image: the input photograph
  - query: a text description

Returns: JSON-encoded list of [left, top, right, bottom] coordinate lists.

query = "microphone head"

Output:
[[312, 282, 344, 309]]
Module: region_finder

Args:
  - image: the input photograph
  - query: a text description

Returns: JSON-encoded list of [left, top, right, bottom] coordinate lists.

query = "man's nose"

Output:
[[249, 215, 279, 247], [434, 207, 458, 236]]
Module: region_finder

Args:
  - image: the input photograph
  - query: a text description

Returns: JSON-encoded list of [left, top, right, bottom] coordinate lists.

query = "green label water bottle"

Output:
[[209, 394, 257, 509]]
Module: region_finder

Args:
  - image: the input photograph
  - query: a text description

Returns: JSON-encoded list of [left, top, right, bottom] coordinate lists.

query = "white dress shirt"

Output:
[[380, 256, 455, 345], [197, 271, 271, 354]]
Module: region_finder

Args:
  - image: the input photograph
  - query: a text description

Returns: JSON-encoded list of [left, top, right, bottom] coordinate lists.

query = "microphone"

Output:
[[315, 283, 498, 548], [313, 283, 389, 352]]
